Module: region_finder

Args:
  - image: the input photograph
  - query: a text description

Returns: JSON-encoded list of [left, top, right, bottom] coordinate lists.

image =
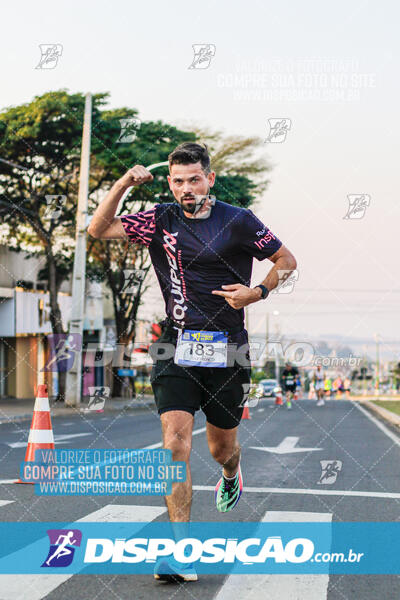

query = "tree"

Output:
[[0, 91, 104, 400]]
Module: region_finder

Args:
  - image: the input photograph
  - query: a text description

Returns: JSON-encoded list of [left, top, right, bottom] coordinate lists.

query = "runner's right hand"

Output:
[[118, 165, 154, 189]]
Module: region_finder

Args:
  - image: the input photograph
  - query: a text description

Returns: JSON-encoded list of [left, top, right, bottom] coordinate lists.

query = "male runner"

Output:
[[88, 142, 297, 581], [281, 362, 299, 409]]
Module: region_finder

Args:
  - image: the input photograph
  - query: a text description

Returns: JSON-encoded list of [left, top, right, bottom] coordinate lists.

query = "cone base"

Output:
[[15, 479, 34, 485]]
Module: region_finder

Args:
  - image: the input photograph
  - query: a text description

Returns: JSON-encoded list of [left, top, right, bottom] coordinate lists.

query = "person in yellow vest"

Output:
[[324, 376, 332, 398]]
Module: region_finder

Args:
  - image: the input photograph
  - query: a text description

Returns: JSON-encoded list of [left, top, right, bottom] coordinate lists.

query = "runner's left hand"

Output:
[[211, 283, 261, 309]]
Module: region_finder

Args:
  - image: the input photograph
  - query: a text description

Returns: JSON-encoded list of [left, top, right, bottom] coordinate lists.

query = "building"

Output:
[[0, 246, 104, 400]]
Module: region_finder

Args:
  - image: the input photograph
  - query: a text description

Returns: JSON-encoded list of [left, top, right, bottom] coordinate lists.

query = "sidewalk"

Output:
[[357, 399, 400, 429], [0, 394, 157, 424]]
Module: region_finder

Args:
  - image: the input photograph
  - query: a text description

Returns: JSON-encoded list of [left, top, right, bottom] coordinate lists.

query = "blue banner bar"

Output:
[[0, 522, 398, 574]]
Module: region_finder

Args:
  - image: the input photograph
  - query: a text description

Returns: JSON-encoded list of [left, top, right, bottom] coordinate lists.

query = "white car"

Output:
[[257, 379, 282, 398]]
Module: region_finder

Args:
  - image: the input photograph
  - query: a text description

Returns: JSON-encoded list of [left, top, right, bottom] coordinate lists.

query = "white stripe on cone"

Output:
[[27, 429, 54, 444], [34, 397, 50, 412]]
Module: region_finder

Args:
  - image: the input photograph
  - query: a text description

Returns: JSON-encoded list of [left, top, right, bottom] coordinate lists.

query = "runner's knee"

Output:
[[209, 441, 240, 465], [161, 411, 193, 461], [163, 430, 192, 461]]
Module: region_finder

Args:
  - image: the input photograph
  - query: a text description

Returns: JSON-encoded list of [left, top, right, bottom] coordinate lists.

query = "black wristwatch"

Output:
[[255, 284, 269, 299]]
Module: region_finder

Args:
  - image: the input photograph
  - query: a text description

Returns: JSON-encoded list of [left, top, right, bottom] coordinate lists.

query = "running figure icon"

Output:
[[46, 531, 77, 566]]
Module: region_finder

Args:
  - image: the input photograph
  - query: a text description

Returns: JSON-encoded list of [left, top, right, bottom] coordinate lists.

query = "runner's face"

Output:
[[167, 162, 215, 214]]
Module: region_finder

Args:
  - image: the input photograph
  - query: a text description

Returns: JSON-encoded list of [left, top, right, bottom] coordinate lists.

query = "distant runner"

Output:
[[314, 365, 325, 406], [281, 362, 299, 409]]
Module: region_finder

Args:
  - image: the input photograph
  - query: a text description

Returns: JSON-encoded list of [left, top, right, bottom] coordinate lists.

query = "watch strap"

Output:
[[255, 284, 269, 299]]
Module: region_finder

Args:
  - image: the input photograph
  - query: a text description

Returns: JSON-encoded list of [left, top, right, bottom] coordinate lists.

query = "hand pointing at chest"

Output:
[[212, 284, 262, 310]]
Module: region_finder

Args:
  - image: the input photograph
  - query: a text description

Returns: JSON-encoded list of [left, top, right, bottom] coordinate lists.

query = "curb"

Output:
[[0, 400, 157, 425], [358, 400, 400, 428], [351, 395, 400, 401]]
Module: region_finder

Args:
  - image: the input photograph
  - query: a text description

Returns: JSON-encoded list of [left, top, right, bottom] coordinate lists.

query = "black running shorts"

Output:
[[150, 325, 251, 429], [284, 385, 296, 393]]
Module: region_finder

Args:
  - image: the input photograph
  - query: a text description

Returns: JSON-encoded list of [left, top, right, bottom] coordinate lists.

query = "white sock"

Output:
[[223, 470, 238, 481]]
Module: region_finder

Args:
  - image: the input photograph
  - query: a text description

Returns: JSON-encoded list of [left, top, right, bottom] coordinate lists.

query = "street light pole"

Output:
[[65, 93, 92, 407]]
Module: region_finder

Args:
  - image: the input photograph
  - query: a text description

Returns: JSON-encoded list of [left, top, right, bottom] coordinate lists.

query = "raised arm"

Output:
[[87, 165, 154, 239]]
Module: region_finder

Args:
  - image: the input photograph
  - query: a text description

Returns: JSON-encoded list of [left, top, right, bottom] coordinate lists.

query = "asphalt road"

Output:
[[0, 397, 399, 599]]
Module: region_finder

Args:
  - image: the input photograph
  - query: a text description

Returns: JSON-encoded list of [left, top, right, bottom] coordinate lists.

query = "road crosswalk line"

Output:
[[215, 510, 332, 600]]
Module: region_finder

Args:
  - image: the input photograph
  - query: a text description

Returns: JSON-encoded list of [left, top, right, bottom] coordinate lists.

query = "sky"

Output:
[[1, 0, 399, 359]]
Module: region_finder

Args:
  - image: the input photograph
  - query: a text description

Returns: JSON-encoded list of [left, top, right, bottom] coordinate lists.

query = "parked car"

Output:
[[256, 379, 281, 398]]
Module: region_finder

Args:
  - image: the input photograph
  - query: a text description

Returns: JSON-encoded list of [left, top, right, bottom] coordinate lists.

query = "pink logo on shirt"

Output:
[[254, 230, 276, 250]]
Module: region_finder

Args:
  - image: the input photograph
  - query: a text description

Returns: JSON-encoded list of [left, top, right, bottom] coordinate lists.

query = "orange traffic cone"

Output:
[[294, 391, 299, 401], [16, 384, 55, 484], [241, 402, 251, 420], [275, 392, 283, 406]]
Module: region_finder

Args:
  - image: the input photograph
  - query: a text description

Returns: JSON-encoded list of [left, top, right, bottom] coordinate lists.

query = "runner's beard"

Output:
[[179, 193, 216, 219]]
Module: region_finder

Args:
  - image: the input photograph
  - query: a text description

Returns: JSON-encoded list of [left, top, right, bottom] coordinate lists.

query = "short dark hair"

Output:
[[168, 142, 211, 174]]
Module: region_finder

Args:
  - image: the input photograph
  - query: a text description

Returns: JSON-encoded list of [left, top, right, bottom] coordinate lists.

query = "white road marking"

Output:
[[0, 500, 14, 507], [250, 436, 322, 454], [0, 504, 167, 600], [78, 503, 166, 524], [7, 433, 93, 448], [354, 402, 400, 447], [215, 510, 332, 600], [262, 510, 332, 522], [192, 485, 400, 499]]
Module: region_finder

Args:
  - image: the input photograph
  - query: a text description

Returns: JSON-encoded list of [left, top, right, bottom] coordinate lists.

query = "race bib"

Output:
[[174, 330, 228, 368]]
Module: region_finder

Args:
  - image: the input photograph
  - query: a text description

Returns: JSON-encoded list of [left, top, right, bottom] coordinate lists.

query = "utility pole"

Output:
[[65, 93, 92, 407]]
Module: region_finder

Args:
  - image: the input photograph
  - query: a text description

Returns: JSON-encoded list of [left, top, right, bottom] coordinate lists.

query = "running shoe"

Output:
[[316, 398, 325, 406], [215, 464, 243, 512], [286, 400, 292, 410], [154, 557, 198, 582]]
